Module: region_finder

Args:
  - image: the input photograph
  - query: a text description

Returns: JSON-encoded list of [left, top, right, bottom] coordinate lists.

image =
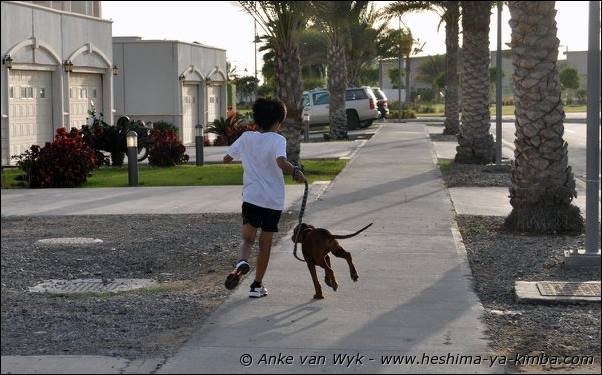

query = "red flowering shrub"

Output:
[[12, 127, 97, 188], [147, 128, 189, 167]]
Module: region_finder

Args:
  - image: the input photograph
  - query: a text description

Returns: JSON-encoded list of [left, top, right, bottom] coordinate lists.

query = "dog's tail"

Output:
[[331, 223, 373, 239]]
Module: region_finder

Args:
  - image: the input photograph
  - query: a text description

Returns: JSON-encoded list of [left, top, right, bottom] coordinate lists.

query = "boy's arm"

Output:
[[276, 157, 305, 182]]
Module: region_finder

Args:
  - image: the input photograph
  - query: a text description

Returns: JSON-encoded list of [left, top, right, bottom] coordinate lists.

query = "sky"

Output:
[[103, 1, 594, 83]]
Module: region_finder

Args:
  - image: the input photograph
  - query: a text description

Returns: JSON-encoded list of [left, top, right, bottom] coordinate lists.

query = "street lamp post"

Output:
[[303, 112, 311, 142], [565, 0, 601, 268], [195, 124, 204, 166], [126, 131, 138, 187]]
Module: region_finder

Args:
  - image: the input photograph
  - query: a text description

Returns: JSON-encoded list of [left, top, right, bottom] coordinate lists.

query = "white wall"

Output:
[[113, 39, 227, 143], [1, 1, 112, 165]]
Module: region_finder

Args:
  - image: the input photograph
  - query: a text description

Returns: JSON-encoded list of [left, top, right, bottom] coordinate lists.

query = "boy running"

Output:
[[223, 98, 305, 298]]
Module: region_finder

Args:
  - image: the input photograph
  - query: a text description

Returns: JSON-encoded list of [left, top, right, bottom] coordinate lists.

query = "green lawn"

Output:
[[1, 159, 347, 189]]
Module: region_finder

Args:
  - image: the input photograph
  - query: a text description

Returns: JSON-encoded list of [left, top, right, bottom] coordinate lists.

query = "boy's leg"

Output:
[[254, 230, 274, 283], [239, 224, 257, 261], [225, 224, 257, 290]]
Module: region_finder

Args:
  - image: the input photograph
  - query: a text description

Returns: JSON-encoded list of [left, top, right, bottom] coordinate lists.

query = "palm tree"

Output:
[[239, 1, 306, 164], [454, 1, 495, 164], [346, 3, 387, 87], [376, 27, 415, 103], [386, 1, 460, 133], [311, 1, 369, 140], [504, 1, 583, 233]]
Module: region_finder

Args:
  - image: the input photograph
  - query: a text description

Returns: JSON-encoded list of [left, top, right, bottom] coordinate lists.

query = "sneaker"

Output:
[[249, 285, 269, 298], [225, 260, 250, 290]]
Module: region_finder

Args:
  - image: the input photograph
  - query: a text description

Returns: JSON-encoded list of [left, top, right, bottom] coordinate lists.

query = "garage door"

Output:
[[182, 85, 198, 145], [8, 70, 53, 157], [69, 73, 103, 129], [207, 85, 221, 124]]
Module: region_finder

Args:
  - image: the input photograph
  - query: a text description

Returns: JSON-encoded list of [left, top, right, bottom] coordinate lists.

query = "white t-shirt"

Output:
[[227, 131, 287, 211]]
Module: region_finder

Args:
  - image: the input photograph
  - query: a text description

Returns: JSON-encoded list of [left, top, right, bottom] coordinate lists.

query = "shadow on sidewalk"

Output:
[[332, 263, 490, 355]]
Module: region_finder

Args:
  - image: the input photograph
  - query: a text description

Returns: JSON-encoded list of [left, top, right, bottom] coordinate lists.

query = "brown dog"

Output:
[[292, 222, 373, 299]]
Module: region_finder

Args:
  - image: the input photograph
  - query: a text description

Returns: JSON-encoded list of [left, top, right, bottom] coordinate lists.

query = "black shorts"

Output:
[[242, 202, 282, 232]]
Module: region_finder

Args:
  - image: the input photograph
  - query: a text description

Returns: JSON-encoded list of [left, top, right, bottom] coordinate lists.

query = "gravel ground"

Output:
[[440, 159, 512, 187], [457, 215, 601, 370], [1, 213, 295, 359]]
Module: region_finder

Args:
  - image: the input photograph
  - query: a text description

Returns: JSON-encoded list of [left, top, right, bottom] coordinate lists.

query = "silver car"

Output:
[[302, 87, 380, 130]]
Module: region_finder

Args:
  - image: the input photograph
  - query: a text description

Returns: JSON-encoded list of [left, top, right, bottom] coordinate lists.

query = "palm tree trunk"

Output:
[[455, 1, 495, 164], [347, 60, 360, 87], [275, 46, 303, 164], [328, 32, 348, 140], [504, 1, 583, 234], [443, 1, 460, 135]]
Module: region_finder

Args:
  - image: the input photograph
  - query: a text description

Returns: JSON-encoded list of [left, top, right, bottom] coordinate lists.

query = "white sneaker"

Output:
[[249, 285, 269, 298]]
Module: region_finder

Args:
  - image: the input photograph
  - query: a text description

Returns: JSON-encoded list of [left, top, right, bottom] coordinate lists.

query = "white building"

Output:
[[1, 1, 114, 165], [113, 37, 227, 145]]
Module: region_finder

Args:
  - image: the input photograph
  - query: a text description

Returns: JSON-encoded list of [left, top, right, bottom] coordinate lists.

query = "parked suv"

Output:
[[371, 87, 389, 119], [302, 87, 380, 130]]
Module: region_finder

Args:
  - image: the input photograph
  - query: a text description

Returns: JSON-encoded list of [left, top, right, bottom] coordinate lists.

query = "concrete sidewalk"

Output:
[[157, 122, 495, 373], [0, 185, 329, 216]]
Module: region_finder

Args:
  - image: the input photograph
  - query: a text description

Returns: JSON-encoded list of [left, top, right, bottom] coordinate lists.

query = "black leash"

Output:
[[293, 165, 308, 262]]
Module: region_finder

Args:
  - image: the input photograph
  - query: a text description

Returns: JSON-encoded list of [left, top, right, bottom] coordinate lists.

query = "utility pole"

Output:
[[253, 20, 258, 101], [495, 1, 502, 165], [398, 16, 402, 121]]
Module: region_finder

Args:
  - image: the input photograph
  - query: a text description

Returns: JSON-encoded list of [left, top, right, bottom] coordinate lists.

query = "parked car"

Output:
[[302, 87, 380, 130], [371, 87, 389, 119]]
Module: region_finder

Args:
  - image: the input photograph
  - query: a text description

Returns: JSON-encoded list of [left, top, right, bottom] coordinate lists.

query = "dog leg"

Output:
[[306, 262, 323, 299], [323, 255, 338, 291], [332, 247, 358, 282]]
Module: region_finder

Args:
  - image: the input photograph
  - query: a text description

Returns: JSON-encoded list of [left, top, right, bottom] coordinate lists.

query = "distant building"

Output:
[[564, 51, 588, 90], [113, 37, 227, 145], [378, 50, 515, 102], [1, 0, 113, 165]]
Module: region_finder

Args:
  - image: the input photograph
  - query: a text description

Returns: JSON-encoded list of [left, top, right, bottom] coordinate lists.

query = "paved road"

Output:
[[489, 121, 600, 186]]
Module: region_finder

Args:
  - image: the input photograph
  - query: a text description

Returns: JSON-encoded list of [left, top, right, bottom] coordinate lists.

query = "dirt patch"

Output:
[[439, 158, 512, 187], [457, 215, 600, 371], [1, 213, 295, 359]]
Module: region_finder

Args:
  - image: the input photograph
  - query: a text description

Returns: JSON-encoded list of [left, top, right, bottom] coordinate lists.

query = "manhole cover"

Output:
[[536, 282, 601, 297], [36, 238, 103, 245], [29, 279, 157, 294]]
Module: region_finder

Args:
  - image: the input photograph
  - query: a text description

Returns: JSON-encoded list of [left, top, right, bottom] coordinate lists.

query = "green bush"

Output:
[[80, 116, 149, 167]]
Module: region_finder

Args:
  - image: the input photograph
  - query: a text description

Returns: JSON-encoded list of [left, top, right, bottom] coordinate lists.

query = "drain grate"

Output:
[[36, 238, 103, 245], [536, 281, 601, 297], [29, 279, 157, 294]]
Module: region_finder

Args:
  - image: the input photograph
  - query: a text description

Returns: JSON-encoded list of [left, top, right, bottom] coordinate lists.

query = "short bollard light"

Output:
[[195, 124, 204, 166], [303, 112, 311, 142], [126, 130, 138, 187]]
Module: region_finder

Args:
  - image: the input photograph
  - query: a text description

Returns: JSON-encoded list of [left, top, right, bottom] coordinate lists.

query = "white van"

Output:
[[302, 87, 380, 130]]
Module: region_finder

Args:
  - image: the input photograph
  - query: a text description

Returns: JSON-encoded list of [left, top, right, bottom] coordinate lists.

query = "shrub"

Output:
[[80, 116, 149, 166], [12, 128, 97, 188], [207, 114, 258, 146], [152, 121, 178, 135], [147, 129, 189, 167]]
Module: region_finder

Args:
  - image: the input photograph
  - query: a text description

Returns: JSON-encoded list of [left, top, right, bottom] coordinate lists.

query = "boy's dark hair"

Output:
[[252, 97, 287, 131]]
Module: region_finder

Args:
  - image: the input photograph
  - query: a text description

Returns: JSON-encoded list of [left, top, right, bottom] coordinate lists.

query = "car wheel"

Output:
[[346, 110, 360, 130], [361, 120, 374, 128]]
